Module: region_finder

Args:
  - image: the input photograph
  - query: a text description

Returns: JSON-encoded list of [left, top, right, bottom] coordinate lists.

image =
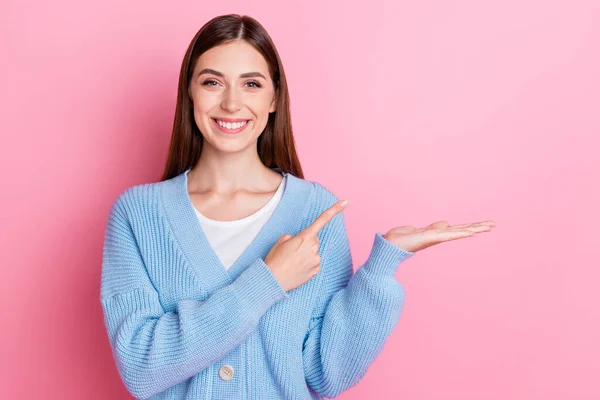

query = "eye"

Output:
[[202, 79, 219, 86], [246, 80, 262, 88]]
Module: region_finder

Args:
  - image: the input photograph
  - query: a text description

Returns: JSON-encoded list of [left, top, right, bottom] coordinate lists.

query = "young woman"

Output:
[[100, 14, 495, 400]]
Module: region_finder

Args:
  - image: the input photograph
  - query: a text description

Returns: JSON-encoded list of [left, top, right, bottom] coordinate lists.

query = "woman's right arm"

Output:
[[100, 194, 288, 399]]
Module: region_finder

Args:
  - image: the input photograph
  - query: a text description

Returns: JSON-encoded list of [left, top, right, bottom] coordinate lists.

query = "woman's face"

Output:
[[188, 40, 278, 153]]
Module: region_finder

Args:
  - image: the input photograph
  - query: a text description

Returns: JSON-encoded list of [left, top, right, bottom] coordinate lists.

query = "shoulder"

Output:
[[296, 177, 344, 232], [108, 180, 165, 221], [305, 179, 341, 211], [286, 172, 340, 209]]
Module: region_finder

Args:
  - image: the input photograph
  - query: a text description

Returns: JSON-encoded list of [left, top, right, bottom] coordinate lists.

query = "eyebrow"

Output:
[[198, 68, 267, 80]]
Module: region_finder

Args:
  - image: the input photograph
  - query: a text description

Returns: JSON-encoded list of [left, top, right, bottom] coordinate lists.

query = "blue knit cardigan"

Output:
[[100, 168, 415, 399]]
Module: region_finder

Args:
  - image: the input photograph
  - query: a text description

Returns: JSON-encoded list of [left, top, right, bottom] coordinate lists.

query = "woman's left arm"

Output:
[[301, 192, 414, 399], [302, 188, 495, 398]]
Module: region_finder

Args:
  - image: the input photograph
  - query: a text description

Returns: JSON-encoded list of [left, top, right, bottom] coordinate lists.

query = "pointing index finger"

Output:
[[301, 200, 348, 238]]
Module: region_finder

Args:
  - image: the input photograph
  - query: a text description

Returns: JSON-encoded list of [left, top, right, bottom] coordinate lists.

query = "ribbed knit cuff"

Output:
[[230, 258, 289, 319], [361, 232, 415, 278]]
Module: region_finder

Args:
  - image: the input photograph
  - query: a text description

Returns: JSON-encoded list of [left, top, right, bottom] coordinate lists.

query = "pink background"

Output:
[[2, 0, 599, 399]]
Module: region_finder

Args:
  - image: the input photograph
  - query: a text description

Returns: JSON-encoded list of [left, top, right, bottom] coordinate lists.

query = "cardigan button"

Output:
[[219, 364, 234, 381]]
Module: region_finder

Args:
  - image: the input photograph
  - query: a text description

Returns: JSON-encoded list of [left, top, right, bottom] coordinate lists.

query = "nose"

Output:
[[220, 86, 242, 113]]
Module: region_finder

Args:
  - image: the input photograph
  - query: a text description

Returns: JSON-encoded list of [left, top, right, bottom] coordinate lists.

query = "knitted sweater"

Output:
[[100, 168, 415, 399]]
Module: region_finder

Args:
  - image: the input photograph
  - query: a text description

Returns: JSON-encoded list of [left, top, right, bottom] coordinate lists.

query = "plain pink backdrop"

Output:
[[1, 0, 599, 399]]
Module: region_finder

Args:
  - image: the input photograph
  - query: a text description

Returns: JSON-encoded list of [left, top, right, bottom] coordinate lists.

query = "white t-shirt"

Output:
[[194, 174, 287, 270]]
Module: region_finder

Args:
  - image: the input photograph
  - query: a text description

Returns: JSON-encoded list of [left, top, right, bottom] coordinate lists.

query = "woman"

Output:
[[100, 14, 495, 399]]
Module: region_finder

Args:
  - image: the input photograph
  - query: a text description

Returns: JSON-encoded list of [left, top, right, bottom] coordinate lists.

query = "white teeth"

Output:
[[216, 119, 248, 130]]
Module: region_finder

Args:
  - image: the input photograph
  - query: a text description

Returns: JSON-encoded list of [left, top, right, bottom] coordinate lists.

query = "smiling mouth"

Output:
[[211, 118, 251, 134]]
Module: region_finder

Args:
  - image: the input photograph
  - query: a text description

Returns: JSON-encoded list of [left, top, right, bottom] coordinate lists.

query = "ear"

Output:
[[269, 89, 279, 113]]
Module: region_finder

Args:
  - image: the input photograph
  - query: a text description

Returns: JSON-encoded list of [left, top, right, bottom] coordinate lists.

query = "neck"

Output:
[[188, 145, 277, 193]]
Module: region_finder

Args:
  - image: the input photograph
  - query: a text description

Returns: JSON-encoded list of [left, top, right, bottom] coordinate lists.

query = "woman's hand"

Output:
[[383, 220, 496, 253], [264, 200, 349, 292]]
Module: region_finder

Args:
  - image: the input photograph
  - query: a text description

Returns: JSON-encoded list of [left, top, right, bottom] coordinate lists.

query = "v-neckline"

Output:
[[160, 166, 312, 291]]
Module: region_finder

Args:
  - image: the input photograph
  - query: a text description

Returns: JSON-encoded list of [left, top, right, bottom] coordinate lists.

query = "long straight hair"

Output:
[[160, 14, 304, 181]]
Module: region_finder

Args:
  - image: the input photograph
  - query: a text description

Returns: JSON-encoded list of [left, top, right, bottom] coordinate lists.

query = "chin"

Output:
[[208, 136, 255, 153]]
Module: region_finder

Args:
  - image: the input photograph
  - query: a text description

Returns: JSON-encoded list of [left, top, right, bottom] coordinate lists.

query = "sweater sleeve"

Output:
[[100, 194, 288, 399], [301, 190, 415, 398]]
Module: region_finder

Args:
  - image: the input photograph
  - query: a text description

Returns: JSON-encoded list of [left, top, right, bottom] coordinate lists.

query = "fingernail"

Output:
[[341, 200, 349, 206]]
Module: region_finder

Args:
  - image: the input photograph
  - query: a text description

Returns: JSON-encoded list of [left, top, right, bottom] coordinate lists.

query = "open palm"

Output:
[[384, 220, 496, 253]]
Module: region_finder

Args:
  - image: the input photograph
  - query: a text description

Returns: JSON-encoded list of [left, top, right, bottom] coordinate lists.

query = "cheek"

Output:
[[194, 91, 217, 107], [249, 93, 275, 115], [192, 96, 218, 118]]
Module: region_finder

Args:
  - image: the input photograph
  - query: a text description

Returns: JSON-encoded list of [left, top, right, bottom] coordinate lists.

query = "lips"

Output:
[[211, 118, 251, 135], [212, 117, 250, 123]]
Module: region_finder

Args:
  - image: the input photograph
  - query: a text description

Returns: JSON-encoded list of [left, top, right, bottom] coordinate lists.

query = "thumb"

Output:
[[278, 234, 294, 243]]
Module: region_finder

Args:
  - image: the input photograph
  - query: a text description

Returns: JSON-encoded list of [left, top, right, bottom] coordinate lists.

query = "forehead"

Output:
[[194, 41, 270, 76]]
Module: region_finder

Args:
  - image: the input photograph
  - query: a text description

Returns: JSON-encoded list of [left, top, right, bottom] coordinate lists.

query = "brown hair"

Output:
[[160, 14, 304, 181]]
